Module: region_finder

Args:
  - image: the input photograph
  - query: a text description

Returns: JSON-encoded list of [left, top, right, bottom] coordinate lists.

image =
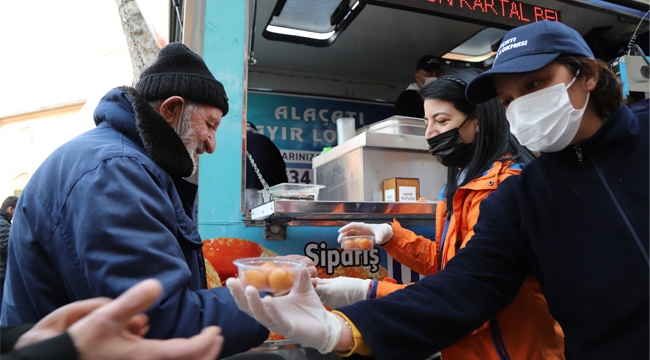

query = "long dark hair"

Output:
[[420, 68, 535, 213]]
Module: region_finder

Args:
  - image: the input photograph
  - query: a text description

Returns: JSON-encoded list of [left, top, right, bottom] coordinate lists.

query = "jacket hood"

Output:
[[94, 87, 194, 177]]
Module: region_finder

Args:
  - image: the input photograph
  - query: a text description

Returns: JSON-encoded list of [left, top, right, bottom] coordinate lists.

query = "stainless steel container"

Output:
[[312, 118, 446, 202], [356, 115, 427, 136]]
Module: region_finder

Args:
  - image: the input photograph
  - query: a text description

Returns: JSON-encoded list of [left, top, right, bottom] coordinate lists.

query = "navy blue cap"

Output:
[[416, 55, 441, 72], [465, 21, 594, 104]]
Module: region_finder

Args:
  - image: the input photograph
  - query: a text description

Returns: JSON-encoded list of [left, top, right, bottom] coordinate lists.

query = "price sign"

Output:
[[286, 168, 313, 184], [366, 0, 561, 29]]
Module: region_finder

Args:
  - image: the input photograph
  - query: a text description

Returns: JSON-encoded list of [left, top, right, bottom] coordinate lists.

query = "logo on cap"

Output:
[[495, 36, 529, 63]]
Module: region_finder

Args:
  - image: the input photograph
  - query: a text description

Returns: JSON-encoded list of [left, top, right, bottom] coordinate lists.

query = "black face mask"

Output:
[[427, 118, 475, 168]]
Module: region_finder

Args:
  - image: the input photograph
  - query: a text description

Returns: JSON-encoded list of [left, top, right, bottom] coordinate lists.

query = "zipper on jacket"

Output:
[[574, 144, 583, 161], [438, 213, 452, 272], [489, 318, 511, 360]]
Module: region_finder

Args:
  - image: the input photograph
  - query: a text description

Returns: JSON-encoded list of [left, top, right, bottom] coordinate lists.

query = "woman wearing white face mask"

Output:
[[501, 68, 586, 152], [226, 21, 648, 360]]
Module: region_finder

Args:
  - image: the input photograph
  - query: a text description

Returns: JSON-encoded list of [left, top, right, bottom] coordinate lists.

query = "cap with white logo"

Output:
[[465, 20, 594, 104]]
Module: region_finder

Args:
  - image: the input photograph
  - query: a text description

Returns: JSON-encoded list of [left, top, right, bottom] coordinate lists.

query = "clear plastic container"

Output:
[[340, 236, 375, 251], [259, 183, 325, 202], [233, 257, 306, 292]]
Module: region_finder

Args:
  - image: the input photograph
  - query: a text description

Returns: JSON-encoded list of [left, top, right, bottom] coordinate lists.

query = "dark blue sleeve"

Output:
[[338, 183, 529, 360], [57, 159, 268, 358]]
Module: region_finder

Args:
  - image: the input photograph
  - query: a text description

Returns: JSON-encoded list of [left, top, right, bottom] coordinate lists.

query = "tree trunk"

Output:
[[114, 0, 160, 85]]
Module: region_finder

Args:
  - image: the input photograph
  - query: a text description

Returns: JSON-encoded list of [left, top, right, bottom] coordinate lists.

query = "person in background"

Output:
[[1, 42, 268, 358], [1, 279, 223, 360], [394, 55, 443, 118], [0, 195, 18, 308], [245, 121, 288, 210], [316, 68, 564, 359], [226, 20, 648, 359]]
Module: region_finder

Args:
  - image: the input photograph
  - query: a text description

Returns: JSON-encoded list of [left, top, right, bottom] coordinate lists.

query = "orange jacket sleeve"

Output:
[[381, 219, 439, 276], [374, 277, 411, 298]]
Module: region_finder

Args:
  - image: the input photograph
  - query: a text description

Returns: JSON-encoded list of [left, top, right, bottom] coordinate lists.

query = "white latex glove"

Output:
[[272, 255, 318, 297], [226, 269, 342, 354], [338, 222, 393, 245], [315, 277, 371, 308]]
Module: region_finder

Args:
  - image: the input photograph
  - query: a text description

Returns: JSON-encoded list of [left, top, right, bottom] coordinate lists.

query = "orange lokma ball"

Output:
[[342, 240, 356, 250], [243, 269, 267, 289], [358, 237, 374, 250], [261, 262, 277, 269], [268, 268, 295, 292]]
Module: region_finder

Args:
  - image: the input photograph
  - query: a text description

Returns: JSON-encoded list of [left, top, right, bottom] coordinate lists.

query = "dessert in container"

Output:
[[340, 235, 375, 251], [233, 257, 306, 292]]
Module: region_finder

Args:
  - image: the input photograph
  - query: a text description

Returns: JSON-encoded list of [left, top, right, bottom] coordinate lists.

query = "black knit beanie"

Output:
[[135, 42, 229, 116]]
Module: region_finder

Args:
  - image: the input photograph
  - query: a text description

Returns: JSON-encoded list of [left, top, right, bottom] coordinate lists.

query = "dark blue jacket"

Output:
[[340, 104, 649, 359], [0, 87, 268, 358]]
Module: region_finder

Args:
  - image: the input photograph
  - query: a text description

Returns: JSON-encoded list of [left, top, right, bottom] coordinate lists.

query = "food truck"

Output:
[[161, 0, 648, 358]]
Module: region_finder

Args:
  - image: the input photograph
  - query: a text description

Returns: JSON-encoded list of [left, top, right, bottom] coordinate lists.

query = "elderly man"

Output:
[[1, 43, 268, 358]]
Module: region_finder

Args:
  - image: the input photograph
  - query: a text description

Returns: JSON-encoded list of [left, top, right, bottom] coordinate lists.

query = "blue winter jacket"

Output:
[[340, 104, 649, 359], [0, 87, 269, 358]]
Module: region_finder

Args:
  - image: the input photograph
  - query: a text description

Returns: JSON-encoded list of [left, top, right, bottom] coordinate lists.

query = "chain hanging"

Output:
[[246, 151, 270, 192]]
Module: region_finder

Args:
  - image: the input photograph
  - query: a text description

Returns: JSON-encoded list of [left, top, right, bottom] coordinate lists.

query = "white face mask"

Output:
[[423, 77, 438, 87], [505, 72, 589, 153]]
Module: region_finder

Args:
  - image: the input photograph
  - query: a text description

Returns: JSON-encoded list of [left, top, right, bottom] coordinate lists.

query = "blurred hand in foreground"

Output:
[[15, 279, 224, 360]]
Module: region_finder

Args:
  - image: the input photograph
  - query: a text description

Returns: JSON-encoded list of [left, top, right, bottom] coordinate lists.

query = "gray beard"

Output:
[[176, 112, 200, 177]]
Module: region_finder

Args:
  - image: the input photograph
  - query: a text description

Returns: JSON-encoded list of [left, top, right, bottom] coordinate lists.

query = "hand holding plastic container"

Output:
[[340, 235, 375, 251], [338, 222, 394, 245], [234, 257, 306, 293]]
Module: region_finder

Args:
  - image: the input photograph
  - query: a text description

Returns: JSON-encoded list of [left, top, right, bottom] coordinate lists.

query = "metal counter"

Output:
[[312, 118, 447, 202], [251, 200, 434, 222], [247, 118, 440, 239], [248, 200, 435, 239]]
